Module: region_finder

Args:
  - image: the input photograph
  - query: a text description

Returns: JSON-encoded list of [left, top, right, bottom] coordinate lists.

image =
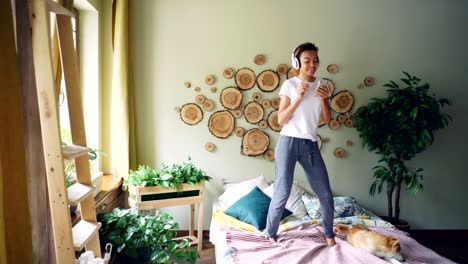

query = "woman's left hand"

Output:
[[315, 85, 329, 100]]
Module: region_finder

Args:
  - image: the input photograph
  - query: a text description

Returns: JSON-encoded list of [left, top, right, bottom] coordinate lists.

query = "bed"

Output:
[[209, 176, 455, 264]]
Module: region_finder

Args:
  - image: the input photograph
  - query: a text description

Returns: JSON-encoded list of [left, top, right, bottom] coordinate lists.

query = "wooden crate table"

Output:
[[127, 182, 205, 252]]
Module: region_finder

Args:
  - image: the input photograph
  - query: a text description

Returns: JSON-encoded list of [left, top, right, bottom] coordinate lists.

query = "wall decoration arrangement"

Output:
[[177, 52, 366, 161]]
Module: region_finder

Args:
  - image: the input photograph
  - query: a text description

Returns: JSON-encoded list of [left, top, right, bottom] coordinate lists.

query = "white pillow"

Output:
[[263, 183, 309, 219], [218, 175, 269, 208]]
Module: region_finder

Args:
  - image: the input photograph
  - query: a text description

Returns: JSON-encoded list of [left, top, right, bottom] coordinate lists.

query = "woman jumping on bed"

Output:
[[263, 42, 336, 246]]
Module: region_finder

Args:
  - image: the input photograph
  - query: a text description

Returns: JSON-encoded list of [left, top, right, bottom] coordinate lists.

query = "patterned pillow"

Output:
[[263, 183, 309, 219], [301, 194, 367, 219]]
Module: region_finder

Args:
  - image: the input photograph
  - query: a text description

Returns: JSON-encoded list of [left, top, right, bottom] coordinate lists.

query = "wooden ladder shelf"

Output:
[[29, 0, 102, 262]]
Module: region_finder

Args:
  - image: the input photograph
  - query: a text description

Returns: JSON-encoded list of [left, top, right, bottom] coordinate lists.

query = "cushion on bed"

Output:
[[219, 175, 269, 208], [263, 183, 309, 219], [224, 186, 292, 230], [301, 194, 367, 219]]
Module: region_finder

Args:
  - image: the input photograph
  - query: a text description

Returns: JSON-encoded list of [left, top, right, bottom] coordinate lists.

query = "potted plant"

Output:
[[98, 208, 199, 263], [353, 72, 452, 230]]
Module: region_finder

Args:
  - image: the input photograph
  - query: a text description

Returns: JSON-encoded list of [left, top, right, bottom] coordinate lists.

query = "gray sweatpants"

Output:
[[264, 135, 335, 238]]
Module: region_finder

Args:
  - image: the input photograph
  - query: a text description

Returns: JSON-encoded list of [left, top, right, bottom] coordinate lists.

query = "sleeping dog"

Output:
[[336, 224, 405, 263]]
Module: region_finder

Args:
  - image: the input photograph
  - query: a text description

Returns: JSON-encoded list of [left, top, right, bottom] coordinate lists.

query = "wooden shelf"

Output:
[[67, 183, 95, 206], [72, 220, 101, 251], [62, 144, 91, 160]]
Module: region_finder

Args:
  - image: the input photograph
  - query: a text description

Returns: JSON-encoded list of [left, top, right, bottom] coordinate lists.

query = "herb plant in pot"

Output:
[[98, 208, 199, 263], [353, 72, 452, 231]]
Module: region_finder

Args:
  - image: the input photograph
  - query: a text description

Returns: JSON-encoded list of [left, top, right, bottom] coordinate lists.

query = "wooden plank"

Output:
[[29, 0, 75, 262], [62, 144, 91, 160], [136, 196, 203, 210], [72, 220, 101, 251], [15, 0, 56, 262], [197, 200, 204, 251], [57, 13, 101, 255], [0, 0, 34, 262], [189, 204, 195, 237], [68, 182, 95, 206], [47, 0, 75, 17], [132, 182, 205, 195]]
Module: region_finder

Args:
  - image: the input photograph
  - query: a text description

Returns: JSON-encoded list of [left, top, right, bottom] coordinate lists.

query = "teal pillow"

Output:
[[224, 186, 292, 230]]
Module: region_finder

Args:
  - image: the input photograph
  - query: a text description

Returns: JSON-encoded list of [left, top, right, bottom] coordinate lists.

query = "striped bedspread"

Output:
[[224, 224, 455, 264]]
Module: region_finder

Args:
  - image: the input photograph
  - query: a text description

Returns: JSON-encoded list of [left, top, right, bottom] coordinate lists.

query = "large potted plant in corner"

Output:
[[353, 72, 452, 231]]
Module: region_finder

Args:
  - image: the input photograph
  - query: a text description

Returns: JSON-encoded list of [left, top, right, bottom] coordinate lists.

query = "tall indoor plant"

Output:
[[353, 72, 452, 225]]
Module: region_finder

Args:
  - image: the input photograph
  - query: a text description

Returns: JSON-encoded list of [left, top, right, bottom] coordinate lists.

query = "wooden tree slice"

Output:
[[348, 110, 355, 116], [254, 54, 266, 65], [323, 78, 335, 97], [344, 118, 354, 128], [205, 142, 215, 152], [357, 83, 364, 89], [277, 64, 288, 75], [244, 101, 264, 124], [259, 120, 268, 129], [223, 68, 234, 79], [174, 106, 181, 113], [241, 128, 270, 156], [364, 76, 375, 86], [287, 67, 298, 79], [267, 110, 283, 132], [317, 134, 323, 150], [184, 81, 191, 88], [318, 115, 326, 127], [331, 91, 354, 113], [220, 87, 243, 110], [180, 103, 203, 125], [195, 95, 206, 104], [208, 110, 235, 138], [233, 109, 242, 119], [327, 64, 338, 74], [328, 119, 340, 130], [257, 70, 280, 92], [252, 92, 262, 102], [261, 99, 271, 109], [334, 148, 345, 158], [239, 104, 245, 111], [203, 99, 215, 111], [263, 149, 275, 161], [211, 87, 217, 93], [322, 137, 330, 143], [271, 98, 281, 109], [235, 68, 256, 90], [337, 114, 347, 124], [194, 87, 201, 93], [235, 127, 245, 137], [205, 74, 215, 85], [346, 140, 354, 147]]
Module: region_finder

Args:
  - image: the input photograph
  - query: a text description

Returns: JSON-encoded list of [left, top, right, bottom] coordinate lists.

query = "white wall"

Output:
[[131, 0, 468, 230]]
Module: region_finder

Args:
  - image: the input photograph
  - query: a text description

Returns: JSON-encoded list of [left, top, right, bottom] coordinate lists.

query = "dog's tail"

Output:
[[335, 224, 351, 234]]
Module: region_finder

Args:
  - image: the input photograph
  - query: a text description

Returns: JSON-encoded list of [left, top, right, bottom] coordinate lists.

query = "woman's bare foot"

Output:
[[326, 237, 336, 246]]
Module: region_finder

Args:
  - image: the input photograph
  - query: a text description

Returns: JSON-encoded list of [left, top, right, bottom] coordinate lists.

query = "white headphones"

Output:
[[291, 42, 320, 70]]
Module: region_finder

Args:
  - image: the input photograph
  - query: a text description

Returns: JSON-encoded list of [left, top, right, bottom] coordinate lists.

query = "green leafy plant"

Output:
[[353, 72, 452, 223], [124, 157, 212, 190], [98, 208, 198, 263]]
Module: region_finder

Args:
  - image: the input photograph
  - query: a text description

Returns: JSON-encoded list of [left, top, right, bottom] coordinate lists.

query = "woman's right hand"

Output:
[[297, 81, 309, 100]]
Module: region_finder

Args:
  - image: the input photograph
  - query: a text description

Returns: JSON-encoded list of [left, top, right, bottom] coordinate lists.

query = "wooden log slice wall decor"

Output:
[[262, 99, 271, 109], [328, 119, 340, 130], [208, 110, 235, 138], [220, 87, 243, 110], [254, 54, 265, 65], [271, 98, 280, 109], [276, 64, 288, 75], [194, 87, 201, 92], [205, 74, 215, 85], [263, 149, 275, 161], [324, 78, 335, 97], [184, 81, 191, 88], [346, 140, 354, 147], [203, 99, 215, 111], [267, 110, 283, 132], [235, 68, 256, 90], [180, 103, 203, 125], [233, 109, 242, 119], [211, 87, 217, 93], [344, 118, 354, 128], [259, 120, 268, 129], [205, 142, 215, 152], [317, 134, 323, 150], [330, 91, 354, 113], [244, 101, 264, 124], [241, 128, 270, 156], [252, 92, 262, 102], [287, 67, 298, 79], [195, 95, 206, 104], [334, 148, 345, 158], [318, 115, 326, 127], [322, 137, 330, 143], [235, 127, 245, 137], [364, 76, 375, 86], [337, 114, 347, 124], [223, 68, 234, 79], [174, 106, 181, 113], [357, 83, 364, 89], [257, 70, 280, 92], [327, 64, 338, 74]]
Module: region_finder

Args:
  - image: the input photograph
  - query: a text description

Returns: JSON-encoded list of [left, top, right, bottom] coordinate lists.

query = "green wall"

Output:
[[131, 0, 468, 229]]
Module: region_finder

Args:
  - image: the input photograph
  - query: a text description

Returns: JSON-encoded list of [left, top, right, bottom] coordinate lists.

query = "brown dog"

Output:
[[336, 224, 404, 262]]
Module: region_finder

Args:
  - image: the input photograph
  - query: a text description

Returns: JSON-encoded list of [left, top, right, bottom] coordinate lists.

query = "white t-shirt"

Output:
[[278, 76, 324, 141]]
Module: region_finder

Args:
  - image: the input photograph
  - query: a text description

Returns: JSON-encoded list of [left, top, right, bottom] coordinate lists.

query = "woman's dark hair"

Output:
[[294, 42, 320, 66]]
